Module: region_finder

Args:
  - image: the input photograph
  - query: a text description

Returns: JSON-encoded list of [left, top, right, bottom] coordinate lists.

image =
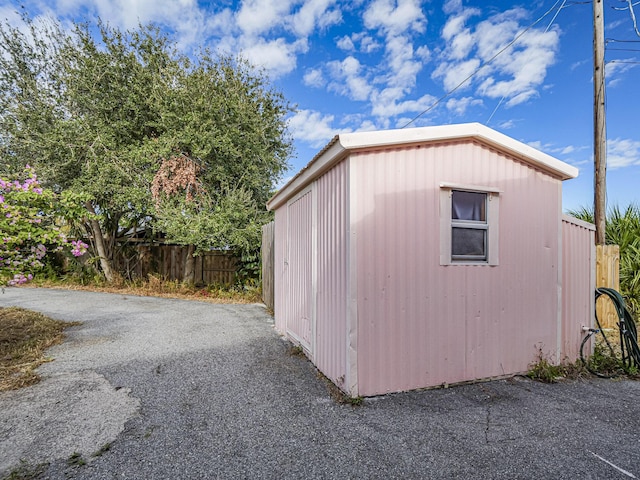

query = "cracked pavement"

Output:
[[2, 287, 640, 479]]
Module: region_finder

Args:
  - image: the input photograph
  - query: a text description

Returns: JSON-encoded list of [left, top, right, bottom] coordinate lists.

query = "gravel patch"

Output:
[[1, 287, 640, 479]]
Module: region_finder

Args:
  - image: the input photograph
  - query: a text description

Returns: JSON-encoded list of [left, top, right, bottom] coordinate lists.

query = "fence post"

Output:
[[596, 244, 620, 328], [261, 221, 275, 312]]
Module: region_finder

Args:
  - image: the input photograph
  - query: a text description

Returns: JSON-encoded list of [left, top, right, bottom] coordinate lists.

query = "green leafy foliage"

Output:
[[0, 166, 88, 286], [568, 204, 640, 315], [0, 14, 292, 283]]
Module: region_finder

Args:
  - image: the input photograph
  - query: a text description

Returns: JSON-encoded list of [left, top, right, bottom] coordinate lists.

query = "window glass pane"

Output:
[[452, 191, 486, 221], [452, 227, 486, 258]]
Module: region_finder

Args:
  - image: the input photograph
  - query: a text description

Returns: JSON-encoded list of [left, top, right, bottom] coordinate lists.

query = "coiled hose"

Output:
[[580, 287, 640, 377]]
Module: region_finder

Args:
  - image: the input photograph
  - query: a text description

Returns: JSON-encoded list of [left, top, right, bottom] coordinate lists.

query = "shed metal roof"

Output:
[[267, 122, 579, 211]]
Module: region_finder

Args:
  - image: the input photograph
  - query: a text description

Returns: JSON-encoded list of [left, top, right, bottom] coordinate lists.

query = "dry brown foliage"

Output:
[[151, 154, 206, 206], [0, 307, 80, 391]]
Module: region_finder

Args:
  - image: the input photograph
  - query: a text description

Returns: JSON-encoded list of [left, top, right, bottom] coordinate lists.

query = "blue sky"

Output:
[[2, 0, 640, 211]]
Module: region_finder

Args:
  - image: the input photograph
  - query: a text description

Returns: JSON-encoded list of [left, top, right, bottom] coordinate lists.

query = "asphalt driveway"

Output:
[[1, 287, 640, 479]]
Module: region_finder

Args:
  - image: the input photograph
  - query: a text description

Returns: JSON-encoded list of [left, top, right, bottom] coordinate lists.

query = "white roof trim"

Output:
[[267, 122, 578, 211]]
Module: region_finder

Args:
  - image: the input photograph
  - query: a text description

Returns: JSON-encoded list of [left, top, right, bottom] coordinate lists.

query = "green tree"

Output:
[[0, 15, 292, 282], [568, 204, 640, 315]]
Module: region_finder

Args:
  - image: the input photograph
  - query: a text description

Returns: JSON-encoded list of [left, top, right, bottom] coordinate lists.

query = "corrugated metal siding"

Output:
[[352, 141, 563, 396], [561, 216, 595, 361], [273, 208, 288, 334], [315, 160, 349, 389], [285, 189, 314, 350]]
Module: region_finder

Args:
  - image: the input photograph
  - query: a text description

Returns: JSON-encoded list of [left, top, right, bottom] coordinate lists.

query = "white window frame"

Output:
[[439, 183, 500, 266]]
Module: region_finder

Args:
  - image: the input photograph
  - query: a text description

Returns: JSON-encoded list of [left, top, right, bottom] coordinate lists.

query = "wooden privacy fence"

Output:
[[262, 221, 275, 311], [114, 245, 239, 285], [596, 244, 620, 328]]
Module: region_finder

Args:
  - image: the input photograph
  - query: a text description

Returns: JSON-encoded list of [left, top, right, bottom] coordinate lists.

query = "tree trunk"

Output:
[[183, 244, 196, 285], [85, 202, 115, 282]]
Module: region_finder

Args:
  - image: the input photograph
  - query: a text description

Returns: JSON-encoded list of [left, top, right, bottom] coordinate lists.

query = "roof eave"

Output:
[[266, 123, 578, 211]]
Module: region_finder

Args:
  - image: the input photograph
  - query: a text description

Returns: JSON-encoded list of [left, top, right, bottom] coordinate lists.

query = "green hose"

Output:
[[580, 287, 640, 377]]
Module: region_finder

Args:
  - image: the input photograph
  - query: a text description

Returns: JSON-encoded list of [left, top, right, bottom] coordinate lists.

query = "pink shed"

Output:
[[267, 123, 594, 397]]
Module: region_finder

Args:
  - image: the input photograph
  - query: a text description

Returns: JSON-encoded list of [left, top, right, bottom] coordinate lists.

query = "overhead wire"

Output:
[[613, 0, 640, 36], [401, 0, 567, 129]]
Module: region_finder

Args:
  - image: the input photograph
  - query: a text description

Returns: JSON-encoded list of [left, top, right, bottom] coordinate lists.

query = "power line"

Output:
[[401, 0, 566, 129]]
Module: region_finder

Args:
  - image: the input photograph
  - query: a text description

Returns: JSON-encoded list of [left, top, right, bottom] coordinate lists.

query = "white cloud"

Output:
[[370, 89, 436, 117], [441, 9, 479, 60], [363, 0, 426, 35], [606, 59, 637, 87], [336, 35, 355, 51], [356, 119, 378, 131], [337, 32, 381, 53], [287, 109, 342, 148], [497, 119, 515, 129], [443, 0, 462, 15], [356, 0, 430, 122], [384, 35, 423, 90], [289, 0, 341, 36], [303, 67, 325, 87], [53, 0, 213, 47], [433, 58, 481, 92], [44, 0, 343, 78], [433, 6, 559, 108], [571, 59, 589, 71], [608, 138, 640, 169], [327, 56, 373, 101], [240, 37, 308, 77], [358, 33, 381, 53], [446, 96, 482, 115], [236, 0, 295, 36]]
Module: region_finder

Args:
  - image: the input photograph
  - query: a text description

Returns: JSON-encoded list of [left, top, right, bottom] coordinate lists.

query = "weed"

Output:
[[527, 349, 589, 383], [288, 345, 305, 357], [2, 460, 48, 480], [0, 307, 81, 391], [66, 453, 86, 467], [527, 355, 566, 383], [584, 342, 626, 377], [92, 443, 111, 457], [344, 395, 364, 406], [315, 371, 365, 406]]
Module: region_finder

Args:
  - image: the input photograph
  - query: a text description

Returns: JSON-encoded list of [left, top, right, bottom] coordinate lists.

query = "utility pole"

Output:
[[593, 0, 607, 245]]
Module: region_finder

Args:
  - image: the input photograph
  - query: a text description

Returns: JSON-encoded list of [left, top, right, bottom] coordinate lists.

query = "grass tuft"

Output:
[[527, 355, 567, 383], [2, 460, 48, 480], [66, 452, 86, 467], [0, 307, 80, 391]]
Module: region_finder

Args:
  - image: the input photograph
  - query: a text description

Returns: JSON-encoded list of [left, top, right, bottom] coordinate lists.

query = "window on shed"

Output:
[[439, 185, 500, 266], [451, 190, 487, 261]]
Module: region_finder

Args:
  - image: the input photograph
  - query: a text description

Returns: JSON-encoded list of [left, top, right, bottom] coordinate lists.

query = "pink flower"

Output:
[[71, 240, 89, 257]]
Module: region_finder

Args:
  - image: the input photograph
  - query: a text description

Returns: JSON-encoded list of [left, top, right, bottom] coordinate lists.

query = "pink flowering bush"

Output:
[[0, 166, 89, 286]]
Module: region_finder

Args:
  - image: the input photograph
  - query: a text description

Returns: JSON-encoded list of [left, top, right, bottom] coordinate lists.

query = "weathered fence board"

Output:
[[113, 244, 238, 285], [596, 244, 620, 328], [262, 221, 275, 311]]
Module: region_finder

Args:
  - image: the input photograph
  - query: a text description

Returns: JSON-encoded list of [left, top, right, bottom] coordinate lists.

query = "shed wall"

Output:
[[284, 189, 314, 350], [273, 208, 288, 334], [315, 160, 349, 388], [351, 141, 563, 396], [561, 216, 595, 360]]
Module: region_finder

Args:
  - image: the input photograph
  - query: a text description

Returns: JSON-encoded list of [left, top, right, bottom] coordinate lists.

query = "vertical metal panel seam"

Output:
[[556, 182, 563, 363], [346, 156, 359, 396], [311, 180, 318, 361]]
